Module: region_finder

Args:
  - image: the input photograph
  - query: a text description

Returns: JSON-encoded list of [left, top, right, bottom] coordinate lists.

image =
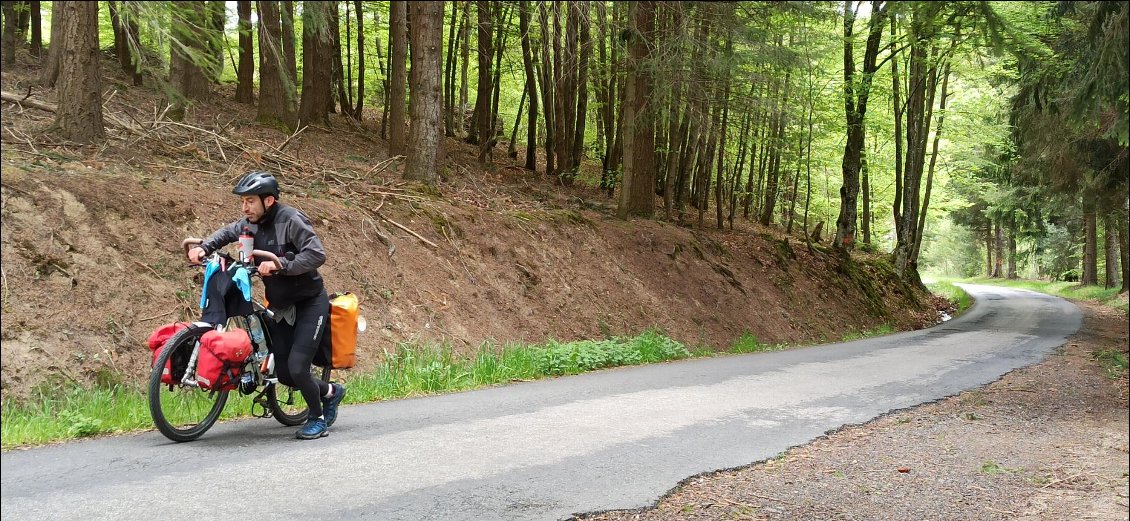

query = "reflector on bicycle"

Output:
[[196, 330, 253, 391]]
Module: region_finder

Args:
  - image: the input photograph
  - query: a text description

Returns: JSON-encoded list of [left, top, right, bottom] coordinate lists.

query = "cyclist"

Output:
[[186, 171, 346, 439]]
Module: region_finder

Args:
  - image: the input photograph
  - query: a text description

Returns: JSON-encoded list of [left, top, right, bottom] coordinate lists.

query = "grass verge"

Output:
[[959, 277, 1128, 312], [1, 328, 692, 449]]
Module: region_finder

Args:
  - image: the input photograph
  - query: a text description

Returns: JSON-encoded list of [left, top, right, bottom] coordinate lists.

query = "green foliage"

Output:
[[1093, 349, 1128, 379], [729, 332, 766, 354], [979, 461, 1013, 475], [926, 280, 973, 314], [961, 277, 1127, 312]]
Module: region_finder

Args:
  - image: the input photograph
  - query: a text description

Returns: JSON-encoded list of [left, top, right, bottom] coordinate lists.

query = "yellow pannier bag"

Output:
[[329, 292, 359, 369]]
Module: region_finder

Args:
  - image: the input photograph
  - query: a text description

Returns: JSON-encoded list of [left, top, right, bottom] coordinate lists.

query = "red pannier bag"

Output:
[[148, 322, 189, 385], [196, 330, 253, 391]]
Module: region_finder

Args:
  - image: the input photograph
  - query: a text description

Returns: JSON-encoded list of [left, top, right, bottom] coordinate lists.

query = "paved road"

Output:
[[1, 284, 1081, 521]]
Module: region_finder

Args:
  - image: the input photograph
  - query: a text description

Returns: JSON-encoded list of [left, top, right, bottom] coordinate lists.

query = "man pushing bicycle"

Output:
[[186, 171, 346, 439]]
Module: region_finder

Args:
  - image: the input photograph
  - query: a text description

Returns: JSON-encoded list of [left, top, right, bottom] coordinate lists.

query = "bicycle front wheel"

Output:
[[148, 324, 230, 442], [268, 365, 332, 426]]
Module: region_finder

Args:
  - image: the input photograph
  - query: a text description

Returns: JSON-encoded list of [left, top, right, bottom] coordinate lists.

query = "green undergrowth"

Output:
[[960, 277, 1128, 312], [926, 279, 975, 314]]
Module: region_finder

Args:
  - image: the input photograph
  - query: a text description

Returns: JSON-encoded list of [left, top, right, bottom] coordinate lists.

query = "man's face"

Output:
[[241, 195, 274, 223]]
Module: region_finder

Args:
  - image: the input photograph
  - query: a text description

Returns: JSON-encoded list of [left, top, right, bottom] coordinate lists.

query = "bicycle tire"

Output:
[[267, 365, 332, 426], [148, 324, 230, 442]]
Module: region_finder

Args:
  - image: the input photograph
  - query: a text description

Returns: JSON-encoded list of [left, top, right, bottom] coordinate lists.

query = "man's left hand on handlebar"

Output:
[[187, 246, 206, 265], [257, 260, 280, 277]]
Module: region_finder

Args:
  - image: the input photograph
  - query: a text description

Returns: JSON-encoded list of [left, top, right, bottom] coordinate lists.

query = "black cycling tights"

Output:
[[266, 292, 330, 419]]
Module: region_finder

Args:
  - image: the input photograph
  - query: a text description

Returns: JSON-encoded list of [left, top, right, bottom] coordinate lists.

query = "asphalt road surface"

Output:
[[1, 284, 1081, 520]]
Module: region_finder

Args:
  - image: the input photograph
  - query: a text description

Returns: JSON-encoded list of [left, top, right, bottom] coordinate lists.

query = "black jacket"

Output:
[[199, 203, 326, 309]]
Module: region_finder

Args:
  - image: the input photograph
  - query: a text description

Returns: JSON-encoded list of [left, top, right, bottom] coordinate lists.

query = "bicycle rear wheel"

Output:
[[148, 324, 230, 442], [268, 365, 332, 426]]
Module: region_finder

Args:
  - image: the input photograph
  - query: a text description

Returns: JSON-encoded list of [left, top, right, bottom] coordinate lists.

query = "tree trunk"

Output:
[[169, 1, 211, 120], [123, 2, 140, 85], [405, 1, 443, 183], [519, 0, 539, 172], [552, 1, 568, 177], [298, 0, 334, 128], [388, 0, 409, 156], [595, 1, 621, 195], [760, 61, 790, 227], [909, 60, 952, 272], [992, 220, 1004, 278], [836, 0, 888, 253], [1103, 215, 1119, 288], [508, 86, 526, 159], [256, 0, 296, 129], [52, 1, 103, 143], [984, 221, 993, 277], [571, 1, 591, 176], [330, 4, 349, 116], [468, 1, 492, 148], [616, 0, 656, 220], [205, 1, 225, 82], [1007, 214, 1018, 279], [486, 3, 513, 164], [3, 2, 16, 66], [281, 0, 297, 88], [109, 1, 123, 67], [235, 0, 255, 103], [353, 0, 366, 118], [459, 0, 470, 134], [1119, 198, 1129, 293], [537, 2, 556, 177], [890, 16, 904, 243], [715, 18, 733, 230], [444, 1, 459, 136], [376, 9, 389, 138], [28, 0, 39, 56], [39, 1, 61, 86], [1082, 205, 1098, 286]]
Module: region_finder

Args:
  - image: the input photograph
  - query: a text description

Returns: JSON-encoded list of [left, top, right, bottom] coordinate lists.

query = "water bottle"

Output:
[[238, 225, 254, 263], [247, 314, 265, 348]]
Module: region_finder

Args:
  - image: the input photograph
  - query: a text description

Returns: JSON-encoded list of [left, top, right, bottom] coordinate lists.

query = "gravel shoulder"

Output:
[[577, 300, 1129, 521]]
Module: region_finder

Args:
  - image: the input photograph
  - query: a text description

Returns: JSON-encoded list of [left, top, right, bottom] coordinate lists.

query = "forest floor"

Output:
[[2, 52, 1128, 520], [576, 301, 1130, 521]]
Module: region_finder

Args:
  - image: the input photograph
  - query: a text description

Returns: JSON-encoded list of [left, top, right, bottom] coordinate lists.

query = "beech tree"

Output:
[[835, 0, 889, 253]]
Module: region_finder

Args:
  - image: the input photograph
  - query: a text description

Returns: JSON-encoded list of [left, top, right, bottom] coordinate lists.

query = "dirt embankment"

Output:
[[0, 162, 942, 402]]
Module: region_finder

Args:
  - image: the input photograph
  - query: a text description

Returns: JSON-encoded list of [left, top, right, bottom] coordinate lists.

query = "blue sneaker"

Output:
[[296, 417, 328, 439], [322, 383, 347, 427]]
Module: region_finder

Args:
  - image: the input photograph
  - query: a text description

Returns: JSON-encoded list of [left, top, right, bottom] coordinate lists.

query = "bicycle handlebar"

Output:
[[181, 237, 282, 267]]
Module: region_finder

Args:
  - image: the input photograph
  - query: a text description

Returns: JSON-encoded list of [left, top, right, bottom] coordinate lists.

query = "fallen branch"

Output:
[[1, 90, 57, 112], [278, 124, 307, 152], [363, 155, 404, 178], [139, 310, 175, 322], [378, 213, 438, 249]]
